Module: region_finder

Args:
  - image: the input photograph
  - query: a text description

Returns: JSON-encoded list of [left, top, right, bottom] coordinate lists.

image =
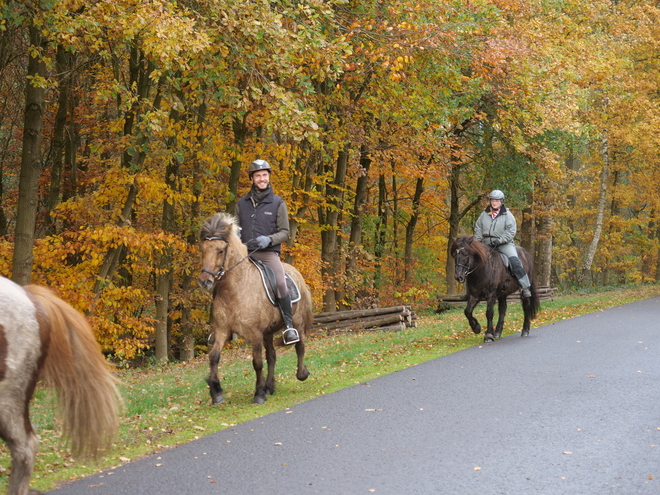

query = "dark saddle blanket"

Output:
[[248, 257, 301, 306]]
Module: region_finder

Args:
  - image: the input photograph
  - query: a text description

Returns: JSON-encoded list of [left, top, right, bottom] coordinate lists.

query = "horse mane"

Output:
[[454, 235, 489, 267], [200, 212, 247, 256]]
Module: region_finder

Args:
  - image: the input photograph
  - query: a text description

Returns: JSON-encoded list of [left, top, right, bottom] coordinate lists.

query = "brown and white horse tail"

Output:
[[24, 285, 121, 458]]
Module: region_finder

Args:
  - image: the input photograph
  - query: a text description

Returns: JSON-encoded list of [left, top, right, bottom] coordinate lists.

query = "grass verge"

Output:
[[1, 284, 659, 492]]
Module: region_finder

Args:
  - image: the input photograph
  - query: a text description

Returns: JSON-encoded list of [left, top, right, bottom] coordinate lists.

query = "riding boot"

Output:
[[509, 256, 532, 299], [278, 294, 300, 345]]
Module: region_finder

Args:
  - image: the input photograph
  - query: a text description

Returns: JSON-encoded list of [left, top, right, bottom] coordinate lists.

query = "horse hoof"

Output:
[[297, 368, 310, 381], [521, 331, 529, 337], [484, 336, 494, 343], [211, 396, 224, 405], [253, 395, 267, 405]]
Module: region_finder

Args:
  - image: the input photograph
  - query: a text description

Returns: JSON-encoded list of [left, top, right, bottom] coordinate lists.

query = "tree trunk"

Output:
[[373, 172, 388, 292], [537, 215, 553, 287], [224, 115, 248, 213], [345, 145, 371, 306], [12, 25, 47, 285], [520, 189, 534, 255], [446, 154, 461, 294], [404, 176, 424, 284], [46, 45, 71, 235], [285, 149, 315, 265], [154, 98, 182, 364], [179, 102, 208, 361], [578, 133, 610, 285], [320, 147, 349, 311]]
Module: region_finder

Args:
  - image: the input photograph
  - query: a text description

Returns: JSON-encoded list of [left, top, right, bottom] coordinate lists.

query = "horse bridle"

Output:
[[201, 236, 259, 285], [454, 247, 477, 277]]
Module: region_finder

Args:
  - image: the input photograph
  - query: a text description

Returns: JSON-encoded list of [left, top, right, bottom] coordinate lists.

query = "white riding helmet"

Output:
[[488, 189, 505, 200]]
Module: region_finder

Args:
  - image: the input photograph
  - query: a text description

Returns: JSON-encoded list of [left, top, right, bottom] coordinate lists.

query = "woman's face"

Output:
[[490, 198, 502, 209]]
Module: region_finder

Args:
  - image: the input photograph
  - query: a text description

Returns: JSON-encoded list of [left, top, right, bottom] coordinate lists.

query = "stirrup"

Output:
[[521, 288, 531, 299], [282, 327, 300, 345]]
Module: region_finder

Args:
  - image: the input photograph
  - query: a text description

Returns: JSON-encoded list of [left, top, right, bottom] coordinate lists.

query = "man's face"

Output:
[[490, 198, 502, 210], [252, 170, 270, 190]]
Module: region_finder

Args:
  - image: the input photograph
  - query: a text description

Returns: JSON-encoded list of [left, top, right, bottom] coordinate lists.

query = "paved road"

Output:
[[49, 297, 660, 494]]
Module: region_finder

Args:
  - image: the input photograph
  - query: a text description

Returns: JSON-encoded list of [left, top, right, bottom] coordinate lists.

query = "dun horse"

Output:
[[198, 213, 312, 405], [450, 235, 540, 342], [0, 276, 120, 495]]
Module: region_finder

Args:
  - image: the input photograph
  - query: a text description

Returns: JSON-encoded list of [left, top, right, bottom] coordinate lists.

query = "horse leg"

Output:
[[484, 298, 497, 342], [493, 296, 508, 339], [1, 414, 40, 495], [294, 336, 310, 382], [463, 297, 482, 335], [264, 332, 276, 397], [521, 297, 532, 337], [206, 332, 230, 405], [251, 340, 267, 405]]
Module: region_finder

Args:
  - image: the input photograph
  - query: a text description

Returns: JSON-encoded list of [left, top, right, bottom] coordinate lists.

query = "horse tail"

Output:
[[24, 285, 121, 458], [528, 277, 541, 320]]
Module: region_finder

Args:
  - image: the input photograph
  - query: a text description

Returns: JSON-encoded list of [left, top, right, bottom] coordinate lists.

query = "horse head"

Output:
[[198, 213, 246, 291], [450, 236, 473, 283]]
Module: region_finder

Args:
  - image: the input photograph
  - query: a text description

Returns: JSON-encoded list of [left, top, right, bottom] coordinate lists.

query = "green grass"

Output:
[[1, 284, 659, 492]]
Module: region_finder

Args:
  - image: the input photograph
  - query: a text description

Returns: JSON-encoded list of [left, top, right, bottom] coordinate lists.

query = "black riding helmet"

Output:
[[248, 159, 272, 177]]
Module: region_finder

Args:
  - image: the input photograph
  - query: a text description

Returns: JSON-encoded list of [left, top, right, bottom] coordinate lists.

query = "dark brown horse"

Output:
[[450, 235, 540, 342], [198, 213, 312, 405], [0, 276, 120, 495]]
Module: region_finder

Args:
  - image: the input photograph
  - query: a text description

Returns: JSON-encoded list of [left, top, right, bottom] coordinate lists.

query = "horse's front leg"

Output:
[[493, 296, 508, 339], [464, 297, 482, 335], [207, 331, 230, 405], [264, 332, 277, 396], [484, 298, 497, 342], [251, 340, 267, 405], [294, 335, 310, 382]]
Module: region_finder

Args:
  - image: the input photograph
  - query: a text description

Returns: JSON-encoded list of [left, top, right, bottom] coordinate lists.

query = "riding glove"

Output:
[[255, 235, 271, 249]]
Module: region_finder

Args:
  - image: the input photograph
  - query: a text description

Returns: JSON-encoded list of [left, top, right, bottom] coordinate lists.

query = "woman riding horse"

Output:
[[474, 189, 532, 299]]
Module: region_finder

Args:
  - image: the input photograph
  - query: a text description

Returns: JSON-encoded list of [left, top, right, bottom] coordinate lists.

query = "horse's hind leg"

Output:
[[493, 297, 508, 339], [483, 299, 497, 342], [264, 332, 277, 396], [251, 340, 267, 405], [1, 413, 40, 495]]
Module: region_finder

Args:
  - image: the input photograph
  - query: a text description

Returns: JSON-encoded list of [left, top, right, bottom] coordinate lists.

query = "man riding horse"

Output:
[[474, 189, 532, 299], [234, 159, 300, 345]]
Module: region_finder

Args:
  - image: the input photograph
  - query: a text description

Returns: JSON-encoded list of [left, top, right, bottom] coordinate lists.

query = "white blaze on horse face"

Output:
[[0, 277, 42, 412]]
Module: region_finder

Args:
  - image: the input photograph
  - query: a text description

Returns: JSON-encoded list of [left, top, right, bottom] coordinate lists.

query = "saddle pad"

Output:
[[248, 257, 301, 306]]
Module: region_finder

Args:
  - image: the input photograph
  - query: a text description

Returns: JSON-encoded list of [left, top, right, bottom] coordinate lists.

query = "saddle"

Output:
[[248, 257, 301, 306], [497, 251, 510, 269]]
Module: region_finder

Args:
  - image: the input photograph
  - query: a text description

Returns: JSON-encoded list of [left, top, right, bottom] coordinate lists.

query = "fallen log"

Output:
[[313, 313, 405, 332], [313, 305, 411, 323]]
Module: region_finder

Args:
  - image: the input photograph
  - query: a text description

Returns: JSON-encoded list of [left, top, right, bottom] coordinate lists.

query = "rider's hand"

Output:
[[255, 235, 271, 249]]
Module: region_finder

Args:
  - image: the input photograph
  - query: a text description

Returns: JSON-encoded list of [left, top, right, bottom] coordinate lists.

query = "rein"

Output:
[[201, 236, 259, 285]]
